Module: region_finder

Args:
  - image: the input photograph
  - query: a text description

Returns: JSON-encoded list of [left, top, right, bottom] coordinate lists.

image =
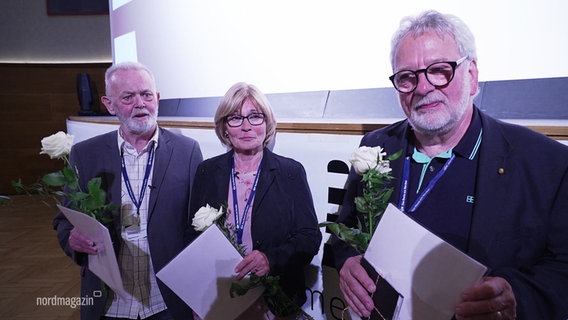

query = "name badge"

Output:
[[122, 215, 147, 241]]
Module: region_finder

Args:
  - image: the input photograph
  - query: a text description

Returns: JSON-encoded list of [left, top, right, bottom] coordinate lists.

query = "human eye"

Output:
[[228, 115, 243, 121], [395, 71, 415, 85], [226, 115, 243, 126], [121, 94, 133, 103], [249, 113, 263, 120], [142, 91, 154, 100], [428, 63, 452, 75]]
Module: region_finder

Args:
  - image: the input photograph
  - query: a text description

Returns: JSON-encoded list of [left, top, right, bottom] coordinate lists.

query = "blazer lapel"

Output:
[[148, 128, 171, 221], [383, 121, 412, 208], [467, 114, 513, 260], [99, 131, 123, 238], [213, 152, 232, 207], [252, 149, 275, 214]]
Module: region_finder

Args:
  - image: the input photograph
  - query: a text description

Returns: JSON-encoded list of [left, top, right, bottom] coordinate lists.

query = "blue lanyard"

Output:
[[121, 141, 155, 215], [230, 157, 261, 244], [398, 153, 455, 213]]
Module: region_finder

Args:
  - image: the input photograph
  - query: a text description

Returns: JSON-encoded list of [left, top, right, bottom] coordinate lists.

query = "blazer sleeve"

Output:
[[258, 160, 322, 275], [52, 143, 89, 265]]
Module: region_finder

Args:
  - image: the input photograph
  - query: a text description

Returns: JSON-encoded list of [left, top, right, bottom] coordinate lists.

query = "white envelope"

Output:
[[57, 205, 127, 300], [157, 224, 264, 320], [364, 203, 488, 320]]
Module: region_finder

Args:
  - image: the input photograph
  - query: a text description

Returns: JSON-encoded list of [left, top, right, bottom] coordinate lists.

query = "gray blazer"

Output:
[[53, 127, 203, 320]]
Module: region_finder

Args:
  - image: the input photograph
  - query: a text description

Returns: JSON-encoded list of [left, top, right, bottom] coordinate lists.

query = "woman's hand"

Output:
[[235, 250, 270, 279]]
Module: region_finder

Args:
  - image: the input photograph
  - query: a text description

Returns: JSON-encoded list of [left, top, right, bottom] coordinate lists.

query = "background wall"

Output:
[[0, 0, 111, 195], [0, 64, 109, 195], [112, 0, 568, 121], [109, 0, 568, 99], [0, 0, 111, 63]]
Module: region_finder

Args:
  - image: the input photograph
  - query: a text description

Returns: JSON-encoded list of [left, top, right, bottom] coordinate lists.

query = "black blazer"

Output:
[[188, 148, 322, 306], [332, 107, 568, 319]]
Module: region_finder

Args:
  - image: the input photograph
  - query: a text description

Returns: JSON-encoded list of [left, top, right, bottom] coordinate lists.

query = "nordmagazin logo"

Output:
[[36, 291, 99, 309]]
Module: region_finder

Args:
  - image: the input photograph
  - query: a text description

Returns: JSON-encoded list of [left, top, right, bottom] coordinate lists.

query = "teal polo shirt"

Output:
[[399, 108, 483, 252]]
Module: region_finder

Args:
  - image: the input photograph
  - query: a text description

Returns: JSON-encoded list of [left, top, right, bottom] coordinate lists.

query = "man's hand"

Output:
[[455, 276, 516, 320], [68, 228, 98, 255], [338, 255, 377, 318]]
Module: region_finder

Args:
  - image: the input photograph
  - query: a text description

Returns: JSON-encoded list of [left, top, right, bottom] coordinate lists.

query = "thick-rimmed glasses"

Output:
[[389, 56, 469, 93], [226, 112, 265, 127]]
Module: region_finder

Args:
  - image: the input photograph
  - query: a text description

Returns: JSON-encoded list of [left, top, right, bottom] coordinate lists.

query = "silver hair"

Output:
[[390, 10, 477, 70], [104, 61, 156, 95]]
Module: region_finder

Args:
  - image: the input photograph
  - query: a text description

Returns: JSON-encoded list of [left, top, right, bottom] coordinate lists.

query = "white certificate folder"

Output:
[[57, 205, 127, 300], [157, 224, 264, 320], [364, 204, 488, 320]]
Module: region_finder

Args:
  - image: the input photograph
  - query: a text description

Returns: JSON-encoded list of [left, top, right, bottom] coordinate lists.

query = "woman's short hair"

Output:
[[214, 82, 277, 148]]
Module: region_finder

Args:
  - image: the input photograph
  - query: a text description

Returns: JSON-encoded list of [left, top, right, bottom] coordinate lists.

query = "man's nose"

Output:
[[415, 71, 435, 93]]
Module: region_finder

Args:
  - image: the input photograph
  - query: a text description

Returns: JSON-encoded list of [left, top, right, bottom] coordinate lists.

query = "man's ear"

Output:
[[468, 59, 479, 96], [101, 96, 116, 115]]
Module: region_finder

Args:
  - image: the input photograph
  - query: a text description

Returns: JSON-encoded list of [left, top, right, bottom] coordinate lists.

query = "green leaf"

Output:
[[388, 149, 403, 161], [42, 171, 67, 187], [229, 277, 262, 298], [320, 221, 368, 253], [87, 177, 102, 190]]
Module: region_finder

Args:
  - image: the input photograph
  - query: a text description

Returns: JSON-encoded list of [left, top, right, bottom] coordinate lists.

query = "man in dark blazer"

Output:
[[332, 10, 568, 320], [53, 62, 203, 320]]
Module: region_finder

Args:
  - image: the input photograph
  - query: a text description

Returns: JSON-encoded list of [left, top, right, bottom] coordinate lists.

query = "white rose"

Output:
[[192, 204, 224, 231], [39, 131, 74, 159], [375, 157, 392, 174], [349, 146, 390, 175]]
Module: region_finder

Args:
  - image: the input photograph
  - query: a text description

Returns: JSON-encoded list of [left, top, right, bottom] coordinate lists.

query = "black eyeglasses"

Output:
[[389, 56, 469, 93], [226, 113, 266, 127]]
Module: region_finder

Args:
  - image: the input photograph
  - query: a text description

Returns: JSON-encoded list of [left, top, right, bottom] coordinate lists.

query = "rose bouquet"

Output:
[[12, 131, 116, 224], [192, 204, 314, 319], [320, 146, 401, 253]]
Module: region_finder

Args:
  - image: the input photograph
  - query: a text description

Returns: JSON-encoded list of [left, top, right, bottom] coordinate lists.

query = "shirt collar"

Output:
[[453, 107, 482, 160], [118, 127, 160, 155], [405, 107, 483, 160]]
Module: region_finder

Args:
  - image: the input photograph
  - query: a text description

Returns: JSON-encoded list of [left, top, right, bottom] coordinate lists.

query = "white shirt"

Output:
[[105, 129, 167, 319]]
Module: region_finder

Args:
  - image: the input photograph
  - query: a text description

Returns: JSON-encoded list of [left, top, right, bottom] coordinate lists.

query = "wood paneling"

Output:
[[0, 63, 110, 195], [0, 195, 81, 319]]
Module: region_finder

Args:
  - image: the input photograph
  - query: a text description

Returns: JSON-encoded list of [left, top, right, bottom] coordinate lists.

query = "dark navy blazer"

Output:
[[332, 107, 568, 319]]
